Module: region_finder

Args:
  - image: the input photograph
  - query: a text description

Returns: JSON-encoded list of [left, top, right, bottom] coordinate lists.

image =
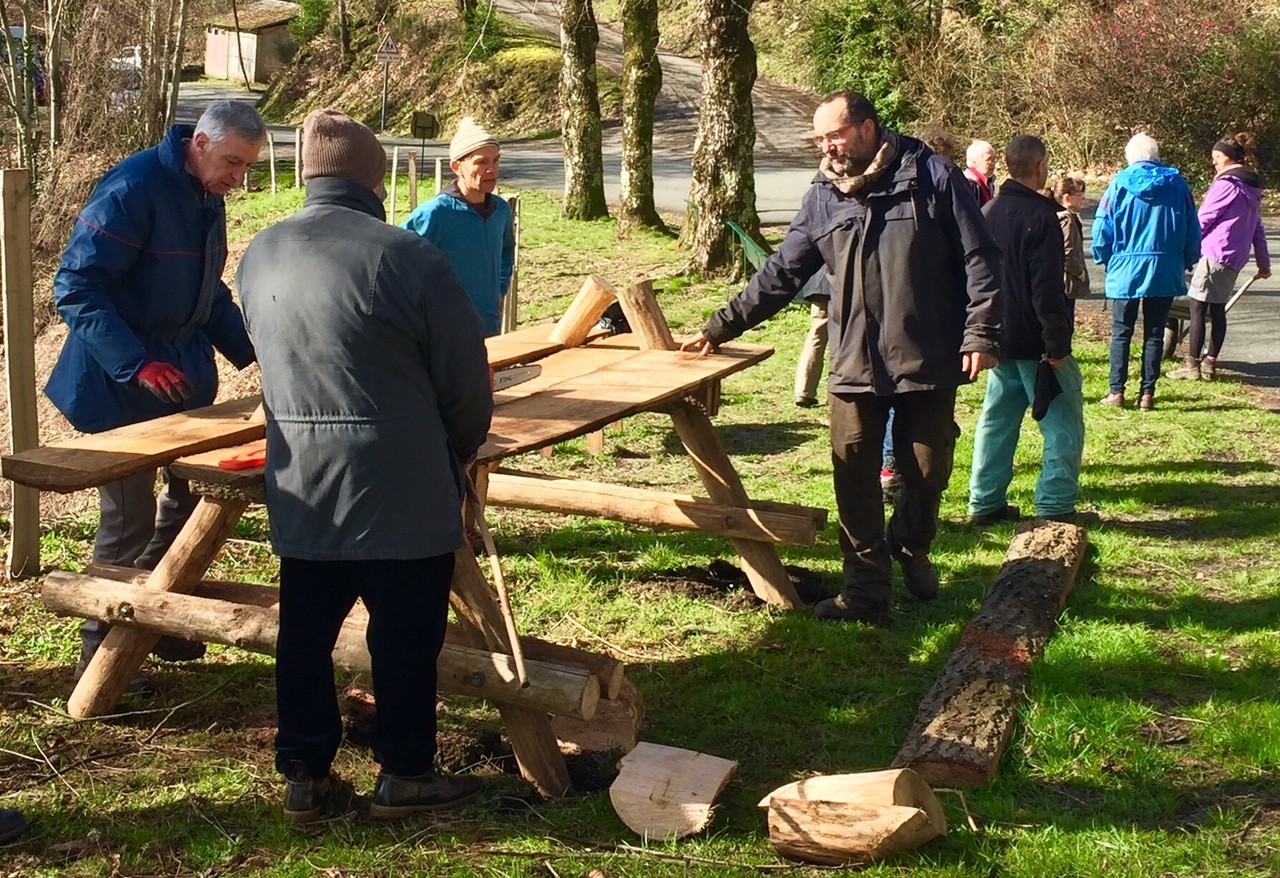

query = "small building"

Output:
[[204, 0, 299, 85]]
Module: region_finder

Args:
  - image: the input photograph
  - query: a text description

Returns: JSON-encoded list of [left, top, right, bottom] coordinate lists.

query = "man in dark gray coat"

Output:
[[237, 108, 493, 823], [683, 91, 1001, 624]]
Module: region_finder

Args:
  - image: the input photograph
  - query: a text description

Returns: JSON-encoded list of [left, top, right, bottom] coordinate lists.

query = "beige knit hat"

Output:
[[449, 116, 499, 162], [302, 108, 386, 191]]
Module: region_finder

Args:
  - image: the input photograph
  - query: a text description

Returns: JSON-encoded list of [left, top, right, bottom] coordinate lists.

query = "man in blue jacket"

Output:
[[683, 91, 1002, 624], [48, 100, 264, 685], [400, 117, 514, 336], [1092, 133, 1201, 411]]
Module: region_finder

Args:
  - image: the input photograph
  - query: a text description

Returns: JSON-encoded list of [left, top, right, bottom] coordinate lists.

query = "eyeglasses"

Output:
[[812, 123, 855, 149]]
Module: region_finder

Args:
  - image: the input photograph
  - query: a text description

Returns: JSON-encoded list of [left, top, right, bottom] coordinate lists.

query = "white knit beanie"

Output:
[[449, 117, 499, 162]]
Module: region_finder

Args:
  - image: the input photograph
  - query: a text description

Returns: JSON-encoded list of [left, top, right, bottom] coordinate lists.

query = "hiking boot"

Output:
[[1098, 391, 1125, 407], [813, 593, 890, 624], [1167, 356, 1200, 380], [969, 503, 1020, 526], [898, 556, 940, 602], [1139, 393, 1155, 411], [1042, 510, 1103, 526], [369, 771, 481, 820], [794, 396, 818, 408], [1201, 356, 1216, 381], [151, 636, 207, 663], [282, 764, 341, 824], [0, 808, 27, 844]]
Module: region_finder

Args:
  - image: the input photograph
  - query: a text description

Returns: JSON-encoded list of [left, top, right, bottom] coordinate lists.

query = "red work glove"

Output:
[[135, 361, 193, 404]]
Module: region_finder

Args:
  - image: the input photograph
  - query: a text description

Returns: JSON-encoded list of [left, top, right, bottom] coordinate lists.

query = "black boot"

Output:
[[0, 808, 28, 844], [369, 771, 480, 820]]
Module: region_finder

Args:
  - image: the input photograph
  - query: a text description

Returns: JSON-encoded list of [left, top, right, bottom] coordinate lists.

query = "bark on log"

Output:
[[548, 275, 617, 346], [892, 520, 1089, 786], [618, 0, 664, 232], [758, 769, 947, 866], [84, 563, 626, 700], [559, 0, 608, 219], [43, 572, 599, 720]]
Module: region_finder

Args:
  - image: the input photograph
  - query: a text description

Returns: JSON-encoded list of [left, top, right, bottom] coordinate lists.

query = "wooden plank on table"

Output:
[[486, 323, 607, 369], [2, 397, 264, 493], [170, 440, 266, 488], [478, 344, 770, 462]]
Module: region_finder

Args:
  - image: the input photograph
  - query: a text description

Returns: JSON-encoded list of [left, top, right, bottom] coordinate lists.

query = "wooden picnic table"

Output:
[[2, 277, 826, 798]]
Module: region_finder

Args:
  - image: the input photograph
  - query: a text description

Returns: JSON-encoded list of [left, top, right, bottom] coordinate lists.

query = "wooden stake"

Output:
[[295, 126, 303, 187], [66, 495, 249, 718], [434, 156, 443, 194], [502, 193, 519, 333], [1, 169, 39, 579], [893, 520, 1088, 786], [389, 145, 400, 224], [407, 150, 418, 210], [548, 275, 617, 347], [465, 475, 528, 688], [267, 131, 277, 194]]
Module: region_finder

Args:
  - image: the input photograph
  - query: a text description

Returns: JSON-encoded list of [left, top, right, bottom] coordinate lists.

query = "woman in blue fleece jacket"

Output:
[[401, 117, 514, 336]]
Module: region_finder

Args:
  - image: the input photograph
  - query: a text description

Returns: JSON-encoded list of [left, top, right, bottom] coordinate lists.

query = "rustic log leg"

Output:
[[612, 281, 802, 608], [66, 495, 249, 718], [451, 545, 573, 797]]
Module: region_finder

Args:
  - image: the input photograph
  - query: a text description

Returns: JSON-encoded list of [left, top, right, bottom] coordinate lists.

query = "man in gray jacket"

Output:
[[238, 109, 493, 822], [683, 91, 1001, 624]]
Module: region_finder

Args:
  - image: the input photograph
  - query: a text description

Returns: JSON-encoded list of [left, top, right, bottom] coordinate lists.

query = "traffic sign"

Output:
[[375, 35, 401, 63]]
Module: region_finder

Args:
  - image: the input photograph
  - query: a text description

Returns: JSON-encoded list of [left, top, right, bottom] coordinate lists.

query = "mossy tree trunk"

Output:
[[618, 0, 663, 233], [560, 0, 608, 219], [685, 0, 759, 273]]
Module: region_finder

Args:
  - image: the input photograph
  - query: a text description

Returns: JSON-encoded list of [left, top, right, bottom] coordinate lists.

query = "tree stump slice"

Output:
[[892, 520, 1088, 787], [609, 741, 737, 840], [758, 769, 946, 866]]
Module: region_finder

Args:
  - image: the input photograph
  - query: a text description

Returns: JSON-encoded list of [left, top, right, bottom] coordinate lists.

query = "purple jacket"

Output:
[[1199, 166, 1269, 273]]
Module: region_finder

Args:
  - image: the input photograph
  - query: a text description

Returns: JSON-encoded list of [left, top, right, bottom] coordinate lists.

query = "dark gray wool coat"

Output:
[[237, 177, 493, 561]]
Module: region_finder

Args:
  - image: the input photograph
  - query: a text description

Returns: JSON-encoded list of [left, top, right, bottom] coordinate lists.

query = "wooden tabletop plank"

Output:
[[486, 323, 608, 369], [1, 397, 264, 493]]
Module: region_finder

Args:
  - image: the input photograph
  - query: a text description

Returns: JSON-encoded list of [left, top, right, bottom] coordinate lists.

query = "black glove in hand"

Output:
[[136, 360, 193, 404]]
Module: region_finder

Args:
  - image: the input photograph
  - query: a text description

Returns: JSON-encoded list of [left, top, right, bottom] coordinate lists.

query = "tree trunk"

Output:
[[685, 0, 760, 273], [229, 0, 253, 90], [559, 0, 608, 219], [455, 0, 478, 18], [0, 2, 36, 169], [336, 0, 351, 63], [617, 0, 663, 233], [165, 0, 188, 128]]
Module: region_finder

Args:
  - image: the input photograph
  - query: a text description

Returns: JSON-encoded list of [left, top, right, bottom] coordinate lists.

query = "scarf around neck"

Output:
[[820, 131, 899, 194]]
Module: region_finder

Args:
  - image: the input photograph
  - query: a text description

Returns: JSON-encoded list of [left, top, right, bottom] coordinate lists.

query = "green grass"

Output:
[[4, 189, 1280, 875]]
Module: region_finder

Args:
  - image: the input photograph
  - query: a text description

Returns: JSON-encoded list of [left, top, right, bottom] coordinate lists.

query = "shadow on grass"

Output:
[[661, 419, 827, 457]]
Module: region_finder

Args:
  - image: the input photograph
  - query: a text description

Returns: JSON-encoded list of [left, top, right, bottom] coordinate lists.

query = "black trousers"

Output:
[[830, 388, 959, 606], [275, 554, 454, 779]]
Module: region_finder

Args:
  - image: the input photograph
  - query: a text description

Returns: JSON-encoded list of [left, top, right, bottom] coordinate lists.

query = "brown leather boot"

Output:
[[1168, 355, 1200, 380]]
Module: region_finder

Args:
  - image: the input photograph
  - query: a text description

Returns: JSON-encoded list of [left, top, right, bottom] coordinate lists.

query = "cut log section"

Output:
[[609, 742, 738, 841], [42, 572, 599, 721], [548, 275, 618, 347], [486, 470, 826, 547], [892, 520, 1089, 787], [553, 676, 645, 755], [758, 769, 946, 866]]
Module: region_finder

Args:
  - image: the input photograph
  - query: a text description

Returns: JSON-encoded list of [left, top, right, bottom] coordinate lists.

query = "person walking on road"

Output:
[[682, 91, 1002, 624], [1168, 132, 1270, 382], [1092, 133, 1201, 411]]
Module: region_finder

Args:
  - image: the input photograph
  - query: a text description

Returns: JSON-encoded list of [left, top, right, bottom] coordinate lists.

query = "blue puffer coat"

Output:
[[46, 125, 256, 433], [1091, 160, 1201, 299]]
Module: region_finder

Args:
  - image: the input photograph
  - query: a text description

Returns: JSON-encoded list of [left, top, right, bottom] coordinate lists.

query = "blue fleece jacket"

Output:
[[1091, 160, 1201, 299], [46, 125, 255, 433], [399, 184, 514, 336]]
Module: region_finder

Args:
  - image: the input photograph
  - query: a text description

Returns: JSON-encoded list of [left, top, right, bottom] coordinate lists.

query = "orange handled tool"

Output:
[[217, 447, 267, 471]]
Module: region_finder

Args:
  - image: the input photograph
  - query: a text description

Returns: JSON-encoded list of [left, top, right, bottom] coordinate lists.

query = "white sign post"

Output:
[[376, 35, 401, 132]]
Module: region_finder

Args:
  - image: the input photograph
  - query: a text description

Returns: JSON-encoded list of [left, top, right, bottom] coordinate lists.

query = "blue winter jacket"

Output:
[[399, 183, 514, 336], [1091, 160, 1201, 299], [46, 125, 256, 433]]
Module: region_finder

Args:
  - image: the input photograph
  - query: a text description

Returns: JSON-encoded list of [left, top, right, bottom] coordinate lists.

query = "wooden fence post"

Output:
[[407, 151, 418, 210], [267, 131, 277, 194], [389, 145, 400, 225], [2, 168, 39, 578], [435, 157, 443, 194], [295, 126, 303, 188], [502, 193, 520, 333]]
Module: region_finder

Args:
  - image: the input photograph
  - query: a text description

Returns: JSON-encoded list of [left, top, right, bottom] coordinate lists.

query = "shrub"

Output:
[[289, 0, 332, 44]]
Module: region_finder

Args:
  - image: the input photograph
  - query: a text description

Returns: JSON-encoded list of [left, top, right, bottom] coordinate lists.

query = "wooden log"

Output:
[[267, 131, 277, 194], [758, 769, 947, 866], [609, 742, 737, 840], [42, 572, 599, 720], [407, 150, 418, 210], [609, 280, 802, 608], [892, 520, 1088, 787], [66, 495, 249, 718], [434, 156, 443, 194], [547, 276, 618, 347], [1, 168, 39, 578], [84, 564, 626, 700], [486, 470, 824, 547], [553, 676, 645, 755], [295, 127, 303, 187], [502, 193, 519, 333], [451, 545, 574, 797]]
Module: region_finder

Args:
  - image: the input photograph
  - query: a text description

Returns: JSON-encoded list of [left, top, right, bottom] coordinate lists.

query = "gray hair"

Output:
[[1124, 133, 1159, 164], [194, 100, 267, 145], [966, 139, 994, 167]]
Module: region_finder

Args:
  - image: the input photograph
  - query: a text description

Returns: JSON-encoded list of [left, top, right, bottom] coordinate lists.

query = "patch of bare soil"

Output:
[[641, 559, 831, 608]]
